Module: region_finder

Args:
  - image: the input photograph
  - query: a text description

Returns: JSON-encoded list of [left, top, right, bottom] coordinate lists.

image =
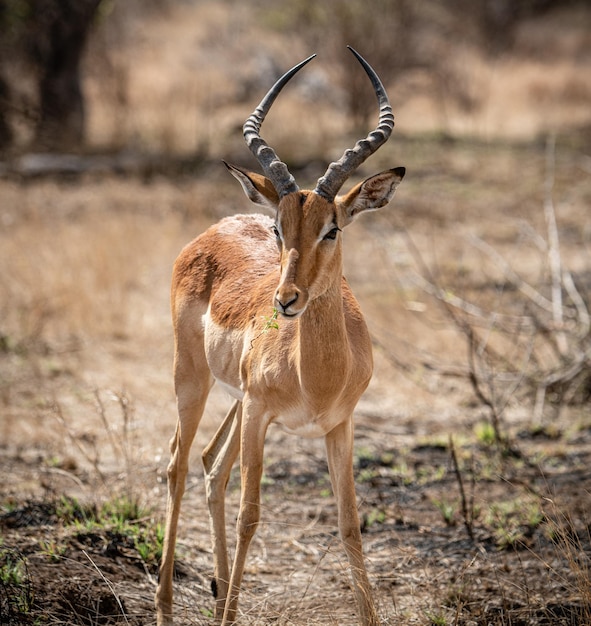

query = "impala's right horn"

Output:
[[314, 47, 394, 202], [243, 54, 316, 199]]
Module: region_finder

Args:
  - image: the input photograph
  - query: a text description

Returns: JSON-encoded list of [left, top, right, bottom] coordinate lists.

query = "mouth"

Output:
[[277, 307, 306, 320], [278, 309, 303, 320]]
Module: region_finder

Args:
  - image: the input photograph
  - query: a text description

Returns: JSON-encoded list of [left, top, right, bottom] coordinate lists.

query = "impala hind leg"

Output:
[[155, 352, 212, 626], [326, 420, 380, 626], [202, 401, 242, 621]]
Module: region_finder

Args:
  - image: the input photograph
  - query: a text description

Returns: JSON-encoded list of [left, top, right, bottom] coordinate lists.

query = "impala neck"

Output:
[[296, 278, 351, 401]]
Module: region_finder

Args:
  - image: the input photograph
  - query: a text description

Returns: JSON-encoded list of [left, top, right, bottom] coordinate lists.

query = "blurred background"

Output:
[[0, 0, 590, 162], [1, 3, 591, 624]]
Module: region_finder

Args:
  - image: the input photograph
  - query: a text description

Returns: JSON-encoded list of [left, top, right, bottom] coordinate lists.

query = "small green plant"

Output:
[[0, 500, 17, 515], [486, 497, 544, 549], [0, 545, 33, 615], [474, 421, 496, 446], [134, 521, 165, 565], [425, 609, 448, 625], [391, 459, 414, 485], [56, 495, 96, 526], [53, 494, 163, 566], [0, 550, 25, 586], [363, 507, 386, 528], [39, 538, 66, 562], [100, 495, 149, 530], [433, 498, 457, 526], [250, 307, 281, 349], [262, 307, 280, 332], [56, 495, 147, 530]]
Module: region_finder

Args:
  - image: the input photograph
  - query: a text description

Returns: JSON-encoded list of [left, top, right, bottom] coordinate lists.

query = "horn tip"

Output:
[[346, 45, 362, 60]]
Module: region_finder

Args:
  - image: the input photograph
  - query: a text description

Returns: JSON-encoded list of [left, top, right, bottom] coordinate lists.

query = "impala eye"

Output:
[[323, 227, 340, 241], [272, 225, 281, 240]]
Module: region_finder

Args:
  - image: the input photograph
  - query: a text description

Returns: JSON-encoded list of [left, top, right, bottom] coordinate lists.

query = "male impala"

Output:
[[155, 47, 405, 626]]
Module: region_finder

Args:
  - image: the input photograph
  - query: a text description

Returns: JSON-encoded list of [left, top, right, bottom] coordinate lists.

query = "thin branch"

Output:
[[51, 401, 107, 484], [543, 133, 568, 355], [562, 269, 590, 339], [467, 234, 557, 316], [82, 550, 130, 625], [94, 388, 124, 464], [449, 436, 474, 541]]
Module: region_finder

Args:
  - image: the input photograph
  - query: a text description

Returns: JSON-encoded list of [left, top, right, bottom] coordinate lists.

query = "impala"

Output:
[[155, 47, 405, 626]]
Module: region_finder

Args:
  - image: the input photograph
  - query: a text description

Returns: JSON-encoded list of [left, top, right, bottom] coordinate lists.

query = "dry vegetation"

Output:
[[1, 1, 591, 625]]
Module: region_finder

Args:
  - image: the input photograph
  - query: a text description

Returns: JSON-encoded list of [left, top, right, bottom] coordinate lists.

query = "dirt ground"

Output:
[[1, 131, 590, 625]]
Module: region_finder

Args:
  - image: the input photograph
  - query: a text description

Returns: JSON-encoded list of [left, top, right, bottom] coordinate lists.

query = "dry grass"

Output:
[[2, 213, 144, 343], [0, 176, 214, 346], [79, 1, 591, 156]]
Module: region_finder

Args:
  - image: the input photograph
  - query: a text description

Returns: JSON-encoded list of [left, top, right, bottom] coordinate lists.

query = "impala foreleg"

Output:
[[326, 420, 380, 626], [155, 354, 212, 626], [221, 404, 270, 625], [202, 401, 242, 621]]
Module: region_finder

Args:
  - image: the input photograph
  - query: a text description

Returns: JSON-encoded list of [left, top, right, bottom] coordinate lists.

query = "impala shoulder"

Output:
[[214, 213, 274, 245], [210, 214, 278, 273], [173, 214, 276, 298]]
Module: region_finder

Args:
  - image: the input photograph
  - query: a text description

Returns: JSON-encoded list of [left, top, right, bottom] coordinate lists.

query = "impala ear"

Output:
[[223, 161, 280, 210], [338, 167, 405, 225]]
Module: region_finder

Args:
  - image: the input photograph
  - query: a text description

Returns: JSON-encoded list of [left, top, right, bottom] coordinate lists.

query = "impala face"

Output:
[[273, 192, 343, 318]]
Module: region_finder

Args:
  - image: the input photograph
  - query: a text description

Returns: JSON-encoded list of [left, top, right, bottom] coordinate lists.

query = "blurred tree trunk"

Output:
[[30, 0, 101, 151], [0, 0, 14, 152], [0, 75, 12, 150]]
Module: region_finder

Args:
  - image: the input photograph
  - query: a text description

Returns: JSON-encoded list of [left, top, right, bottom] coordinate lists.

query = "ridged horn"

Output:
[[314, 46, 394, 201], [243, 54, 316, 198]]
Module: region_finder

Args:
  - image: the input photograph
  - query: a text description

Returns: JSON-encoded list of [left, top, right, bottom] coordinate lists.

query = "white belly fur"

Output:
[[215, 378, 245, 401], [276, 419, 328, 438]]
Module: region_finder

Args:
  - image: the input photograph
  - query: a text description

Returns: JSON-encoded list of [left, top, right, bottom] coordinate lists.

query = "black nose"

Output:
[[276, 292, 298, 312]]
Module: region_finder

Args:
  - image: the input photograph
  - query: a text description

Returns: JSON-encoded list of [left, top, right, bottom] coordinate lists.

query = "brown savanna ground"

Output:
[[1, 2, 591, 625]]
